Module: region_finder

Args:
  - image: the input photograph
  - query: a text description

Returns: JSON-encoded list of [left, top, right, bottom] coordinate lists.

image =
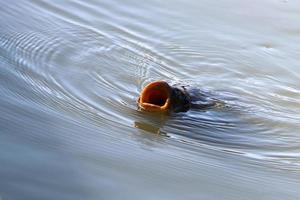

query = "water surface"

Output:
[[1, 0, 300, 199]]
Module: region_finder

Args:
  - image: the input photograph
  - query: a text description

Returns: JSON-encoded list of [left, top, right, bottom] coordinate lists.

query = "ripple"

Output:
[[1, 0, 300, 175]]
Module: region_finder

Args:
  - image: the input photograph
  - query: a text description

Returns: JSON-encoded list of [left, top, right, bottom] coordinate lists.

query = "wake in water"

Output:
[[135, 79, 300, 172]]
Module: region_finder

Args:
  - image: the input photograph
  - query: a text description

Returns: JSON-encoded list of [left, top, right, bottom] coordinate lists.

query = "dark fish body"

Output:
[[138, 81, 217, 113]]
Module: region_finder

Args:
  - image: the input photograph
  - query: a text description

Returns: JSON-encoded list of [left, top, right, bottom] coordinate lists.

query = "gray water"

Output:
[[1, 0, 300, 199]]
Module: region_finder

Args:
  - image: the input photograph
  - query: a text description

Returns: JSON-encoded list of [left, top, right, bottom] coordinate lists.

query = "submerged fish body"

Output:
[[138, 81, 217, 113]]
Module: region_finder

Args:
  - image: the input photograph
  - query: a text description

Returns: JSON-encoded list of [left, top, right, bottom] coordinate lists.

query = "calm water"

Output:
[[1, 0, 300, 199]]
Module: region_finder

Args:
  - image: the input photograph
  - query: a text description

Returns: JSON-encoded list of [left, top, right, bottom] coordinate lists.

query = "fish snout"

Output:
[[138, 81, 172, 112]]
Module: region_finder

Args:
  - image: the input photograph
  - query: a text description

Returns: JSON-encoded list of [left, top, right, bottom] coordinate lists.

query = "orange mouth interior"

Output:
[[138, 81, 171, 112]]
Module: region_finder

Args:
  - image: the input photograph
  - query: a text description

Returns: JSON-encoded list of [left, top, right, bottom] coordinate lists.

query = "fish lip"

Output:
[[139, 99, 171, 112], [138, 81, 172, 112]]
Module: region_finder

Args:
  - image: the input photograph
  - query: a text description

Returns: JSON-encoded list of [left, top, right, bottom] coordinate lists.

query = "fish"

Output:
[[138, 80, 218, 113]]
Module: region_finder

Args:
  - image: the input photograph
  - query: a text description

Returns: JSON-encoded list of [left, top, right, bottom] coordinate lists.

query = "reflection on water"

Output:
[[1, 0, 300, 199]]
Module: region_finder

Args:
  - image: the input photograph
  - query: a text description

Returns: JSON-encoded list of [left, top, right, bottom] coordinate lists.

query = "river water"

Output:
[[1, 0, 300, 199]]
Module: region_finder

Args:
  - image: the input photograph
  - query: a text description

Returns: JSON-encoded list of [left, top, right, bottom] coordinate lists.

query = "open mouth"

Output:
[[138, 81, 171, 112]]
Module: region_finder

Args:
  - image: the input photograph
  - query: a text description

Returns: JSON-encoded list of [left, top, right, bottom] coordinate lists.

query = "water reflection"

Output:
[[1, 0, 300, 199], [134, 111, 169, 134]]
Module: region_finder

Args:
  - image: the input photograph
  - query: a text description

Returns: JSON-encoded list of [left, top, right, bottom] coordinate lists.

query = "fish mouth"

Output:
[[138, 81, 172, 112]]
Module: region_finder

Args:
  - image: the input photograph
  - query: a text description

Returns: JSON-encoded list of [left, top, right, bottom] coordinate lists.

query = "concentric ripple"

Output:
[[1, 0, 300, 170], [1, 0, 300, 199]]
